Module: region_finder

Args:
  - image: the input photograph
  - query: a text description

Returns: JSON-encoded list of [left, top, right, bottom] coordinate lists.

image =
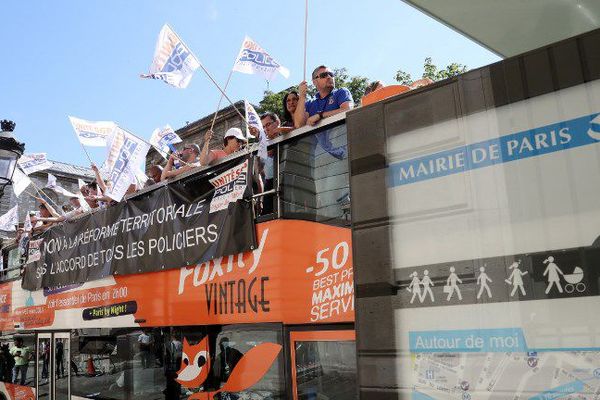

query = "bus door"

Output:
[[289, 330, 357, 400], [36, 333, 51, 400], [36, 332, 70, 400], [52, 333, 69, 400]]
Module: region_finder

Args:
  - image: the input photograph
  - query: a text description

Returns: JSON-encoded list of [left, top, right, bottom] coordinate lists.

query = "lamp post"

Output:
[[0, 120, 26, 198]]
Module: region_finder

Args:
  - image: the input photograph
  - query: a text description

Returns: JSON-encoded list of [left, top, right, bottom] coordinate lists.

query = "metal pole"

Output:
[[208, 69, 234, 132], [196, 63, 249, 126], [29, 178, 61, 211], [303, 0, 309, 82]]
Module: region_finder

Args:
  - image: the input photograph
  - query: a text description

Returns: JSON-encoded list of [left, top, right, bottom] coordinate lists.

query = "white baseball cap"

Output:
[[224, 127, 247, 142]]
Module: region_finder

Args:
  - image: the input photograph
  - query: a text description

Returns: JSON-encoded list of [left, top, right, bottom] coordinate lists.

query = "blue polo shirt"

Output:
[[305, 88, 353, 117]]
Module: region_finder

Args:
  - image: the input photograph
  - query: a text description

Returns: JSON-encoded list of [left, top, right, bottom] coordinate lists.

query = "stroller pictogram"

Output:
[[563, 266, 585, 293]]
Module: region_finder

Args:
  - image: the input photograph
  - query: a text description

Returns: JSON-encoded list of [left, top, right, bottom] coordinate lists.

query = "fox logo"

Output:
[[175, 336, 282, 400], [176, 337, 211, 388]]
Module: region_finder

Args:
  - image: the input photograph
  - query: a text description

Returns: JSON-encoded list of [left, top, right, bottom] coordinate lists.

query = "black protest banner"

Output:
[[22, 157, 257, 290]]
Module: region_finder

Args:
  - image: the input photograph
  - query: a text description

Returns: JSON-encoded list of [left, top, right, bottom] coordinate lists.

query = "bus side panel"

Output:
[[1, 220, 354, 330], [349, 30, 600, 399]]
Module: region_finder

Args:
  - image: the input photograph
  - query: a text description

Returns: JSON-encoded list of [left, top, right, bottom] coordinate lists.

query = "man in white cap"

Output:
[[199, 127, 247, 166]]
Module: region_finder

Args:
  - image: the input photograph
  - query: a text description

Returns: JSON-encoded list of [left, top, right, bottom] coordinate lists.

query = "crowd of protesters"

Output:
[[11, 64, 419, 243]]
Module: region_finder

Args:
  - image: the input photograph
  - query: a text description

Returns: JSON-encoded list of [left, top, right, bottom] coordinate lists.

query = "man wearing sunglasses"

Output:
[[160, 143, 201, 181], [293, 65, 354, 127]]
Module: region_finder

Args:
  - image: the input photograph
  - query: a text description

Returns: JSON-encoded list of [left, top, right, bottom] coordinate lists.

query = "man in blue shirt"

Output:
[[294, 65, 354, 127]]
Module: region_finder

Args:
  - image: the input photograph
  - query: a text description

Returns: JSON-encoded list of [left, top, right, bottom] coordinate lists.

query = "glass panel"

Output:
[[37, 337, 51, 398], [1, 333, 37, 388], [4, 247, 22, 280], [71, 325, 284, 400], [212, 326, 284, 399], [280, 125, 350, 226], [0, 157, 14, 180], [54, 337, 69, 400], [71, 329, 127, 400], [257, 150, 278, 218], [294, 340, 357, 400]]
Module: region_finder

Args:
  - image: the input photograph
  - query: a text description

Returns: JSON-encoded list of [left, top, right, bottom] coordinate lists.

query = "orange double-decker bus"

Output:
[[0, 117, 355, 400]]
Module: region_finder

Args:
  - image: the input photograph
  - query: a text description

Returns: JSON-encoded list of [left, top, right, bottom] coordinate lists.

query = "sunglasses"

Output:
[[313, 71, 335, 79]]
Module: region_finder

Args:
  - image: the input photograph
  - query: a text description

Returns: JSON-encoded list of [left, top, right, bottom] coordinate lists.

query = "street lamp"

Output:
[[0, 120, 25, 198]]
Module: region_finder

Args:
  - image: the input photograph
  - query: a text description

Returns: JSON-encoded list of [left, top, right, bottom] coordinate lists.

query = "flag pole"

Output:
[[16, 165, 61, 210], [70, 129, 96, 166], [208, 48, 240, 133], [196, 62, 249, 126], [166, 25, 249, 127], [79, 142, 95, 166], [29, 178, 62, 211], [303, 0, 309, 81], [208, 69, 234, 132]]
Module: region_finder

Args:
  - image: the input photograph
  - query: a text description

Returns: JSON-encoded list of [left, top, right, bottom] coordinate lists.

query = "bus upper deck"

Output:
[[0, 112, 356, 400]]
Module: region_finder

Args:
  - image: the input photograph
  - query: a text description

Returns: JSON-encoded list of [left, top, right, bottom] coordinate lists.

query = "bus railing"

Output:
[[0, 113, 351, 285]]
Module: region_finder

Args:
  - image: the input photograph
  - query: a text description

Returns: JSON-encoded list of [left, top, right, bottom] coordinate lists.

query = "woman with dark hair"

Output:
[[282, 90, 300, 128]]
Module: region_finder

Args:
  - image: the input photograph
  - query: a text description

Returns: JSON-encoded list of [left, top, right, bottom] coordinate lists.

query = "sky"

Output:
[[0, 0, 500, 167]]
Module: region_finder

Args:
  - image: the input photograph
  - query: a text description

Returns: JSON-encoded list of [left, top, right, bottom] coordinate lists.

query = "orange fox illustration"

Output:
[[176, 337, 211, 388], [175, 336, 282, 400]]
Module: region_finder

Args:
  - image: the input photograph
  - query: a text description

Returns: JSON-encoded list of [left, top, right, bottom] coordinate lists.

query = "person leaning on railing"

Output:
[[199, 128, 247, 166], [282, 91, 299, 129], [30, 197, 61, 233], [160, 143, 201, 181], [88, 163, 136, 204], [31, 197, 84, 225], [293, 65, 354, 128]]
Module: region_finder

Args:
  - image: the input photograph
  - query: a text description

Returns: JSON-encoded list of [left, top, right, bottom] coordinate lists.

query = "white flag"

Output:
[[12, 167, 32, 197], [104, 127, 151, 201], [130, 165, 150, 187], [68, 116, 116, 147], [141, 24, 200, 89], [18, 153, 53, 175], [77, 178, 91, 210], [0, 205, 18, 231], [46, 173, 58, 189], [46, 173, 77, 198], [245, 101, 268, 161], [150, 124, 182, 157], [233, 36, 290, 80]]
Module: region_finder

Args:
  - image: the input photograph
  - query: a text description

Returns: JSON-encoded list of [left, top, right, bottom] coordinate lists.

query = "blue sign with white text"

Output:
[[389, 113, 600, 187]]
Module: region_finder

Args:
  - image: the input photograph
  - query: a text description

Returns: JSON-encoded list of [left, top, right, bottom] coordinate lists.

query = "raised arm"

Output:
[[199, 130, 215, 166], [37, 197, 60, 218], [293, 81, 308, 128], [91, 164, 108, 194]]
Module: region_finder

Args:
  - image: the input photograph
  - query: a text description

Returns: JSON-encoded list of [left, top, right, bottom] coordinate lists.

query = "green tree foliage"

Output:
[[257, 59, 466, 116], [395, 57, 468, 85], [332, 67, 369, 104], [394, 70, 413, 86], [257, 89, 287, 116]]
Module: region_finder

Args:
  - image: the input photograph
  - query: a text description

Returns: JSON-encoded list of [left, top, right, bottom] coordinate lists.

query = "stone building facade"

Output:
[[0, 160, 94, 239]]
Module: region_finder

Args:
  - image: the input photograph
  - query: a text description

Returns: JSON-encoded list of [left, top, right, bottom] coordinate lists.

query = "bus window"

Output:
[[71, 329, 127, 400], [212, 325, 285, 399], [71, 325, 285, 400], [257, 148, 279, 219], [280, 124, 350, 226], [290, 330, 357, 400]]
